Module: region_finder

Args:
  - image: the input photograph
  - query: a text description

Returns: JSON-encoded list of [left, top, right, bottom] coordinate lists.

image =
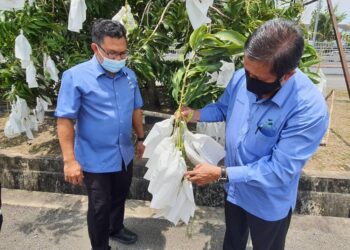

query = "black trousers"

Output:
[[83, 161, 133, 250], [223, 200, 292, 250]]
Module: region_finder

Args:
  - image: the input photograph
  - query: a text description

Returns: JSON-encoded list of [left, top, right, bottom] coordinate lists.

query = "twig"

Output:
[[209, 5, 231, 20], [147, 0, 175, 42], [60, 0, 69, 17], [140, 1, 152, 26]]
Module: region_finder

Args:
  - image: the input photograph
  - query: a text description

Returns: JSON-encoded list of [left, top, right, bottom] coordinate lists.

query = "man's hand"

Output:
[[135, 141, 145, 160], [64, 160, 84, 185], [175, 106, 200, 123], [185, 163, 221, 186]]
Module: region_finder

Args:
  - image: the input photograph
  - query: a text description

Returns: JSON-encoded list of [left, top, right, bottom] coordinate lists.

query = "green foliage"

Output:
[[0, 0, 122, 107], [299, 43, 321, 84], [174, 25, 246, 109], [310, 4, 347, 41], [0, 0, 322, 111], [127, 0, 316, 109]]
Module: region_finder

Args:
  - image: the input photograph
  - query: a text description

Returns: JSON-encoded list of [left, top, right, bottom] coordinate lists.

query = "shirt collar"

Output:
[[91, 55, 106, 79], [270, 69, 297, 108], [246, 69, 297, 108]]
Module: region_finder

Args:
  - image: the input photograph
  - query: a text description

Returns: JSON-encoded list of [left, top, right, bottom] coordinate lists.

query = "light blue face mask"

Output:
[[97, 47, 126, 73]]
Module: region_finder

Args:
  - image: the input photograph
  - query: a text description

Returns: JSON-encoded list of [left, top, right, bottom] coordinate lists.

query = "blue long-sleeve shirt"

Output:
[[200, 68, 329, 221]]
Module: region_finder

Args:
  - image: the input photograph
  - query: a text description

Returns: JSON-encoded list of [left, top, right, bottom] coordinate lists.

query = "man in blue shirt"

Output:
[[184, 19, 329, 250], [55, 19, 144, 250]]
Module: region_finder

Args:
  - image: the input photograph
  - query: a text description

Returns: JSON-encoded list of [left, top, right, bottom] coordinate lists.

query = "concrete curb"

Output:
[[1, 152, 350, 218]]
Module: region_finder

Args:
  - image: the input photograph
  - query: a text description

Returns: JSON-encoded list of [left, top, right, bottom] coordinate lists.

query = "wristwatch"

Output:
[[136, 137, 145, 142], [218, 166, 228, 182]]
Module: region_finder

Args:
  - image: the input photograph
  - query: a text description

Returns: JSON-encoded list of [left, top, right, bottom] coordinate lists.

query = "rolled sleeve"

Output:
[[55, 70, 81, 119]]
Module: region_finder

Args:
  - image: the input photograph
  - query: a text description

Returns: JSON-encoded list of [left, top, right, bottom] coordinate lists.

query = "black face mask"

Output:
[[245, 70, 281, 97]]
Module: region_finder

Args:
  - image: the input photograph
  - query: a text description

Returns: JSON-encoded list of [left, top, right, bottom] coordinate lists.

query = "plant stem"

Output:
[[177, 57, 194, 115], [140, 1, 153, 26], [174, 52, 195, 151]]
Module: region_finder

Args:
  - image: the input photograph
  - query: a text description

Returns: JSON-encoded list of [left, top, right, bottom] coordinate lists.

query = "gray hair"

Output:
[[244, 18, 304, 78], [91, 19, 127, 45]]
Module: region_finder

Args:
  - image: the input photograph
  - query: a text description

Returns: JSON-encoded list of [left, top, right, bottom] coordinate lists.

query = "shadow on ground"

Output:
[[16, 201, 85, 244]]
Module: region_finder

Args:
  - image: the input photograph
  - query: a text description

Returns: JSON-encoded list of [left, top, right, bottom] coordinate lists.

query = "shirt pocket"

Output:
[[243, 128, 279, 157]]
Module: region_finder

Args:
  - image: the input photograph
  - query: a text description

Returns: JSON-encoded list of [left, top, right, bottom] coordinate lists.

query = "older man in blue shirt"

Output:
[[184, 19, 329, 250], [55, 19, 144, 250]]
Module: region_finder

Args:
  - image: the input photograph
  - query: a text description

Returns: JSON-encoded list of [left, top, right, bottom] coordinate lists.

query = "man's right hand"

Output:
[[64, 160, 84, 185], [177, 106, 200, 123]]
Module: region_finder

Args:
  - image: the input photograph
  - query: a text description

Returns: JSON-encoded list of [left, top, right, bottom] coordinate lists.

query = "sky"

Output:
[[301, 0, 350, 24]]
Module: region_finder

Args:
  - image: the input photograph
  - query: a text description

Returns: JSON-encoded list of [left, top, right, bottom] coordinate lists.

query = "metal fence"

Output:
[[165, 42, 350, 64], [313, 41, 350, 64]]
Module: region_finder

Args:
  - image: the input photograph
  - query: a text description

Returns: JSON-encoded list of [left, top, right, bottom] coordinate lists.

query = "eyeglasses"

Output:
[[97, 45, 129, 59]]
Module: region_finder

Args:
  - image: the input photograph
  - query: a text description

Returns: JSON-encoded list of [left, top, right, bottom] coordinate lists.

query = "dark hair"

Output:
[[91, 19, 127, 45], [244, 18, 304, 78]]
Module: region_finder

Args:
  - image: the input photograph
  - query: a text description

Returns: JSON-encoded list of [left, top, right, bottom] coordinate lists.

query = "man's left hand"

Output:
[[185, 163, 221, 186], [135, 141, 145, 160]]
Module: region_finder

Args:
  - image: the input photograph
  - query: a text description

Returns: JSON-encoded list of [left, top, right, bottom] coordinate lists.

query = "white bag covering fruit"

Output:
[[68, 0, 87, 33], [155, 179, 195, 225], [43, 53, 59, 82], [112, 4, 137, 32], [144, 118, 225, 225], [184, 129, 225, 165], [196, 121, 226, 146], [15, 30, 32, 69], [4, 96, 38, 140], [216, 60, 235, 87], [207, 60, 235, 88], [186, 0, 213, 30], [143, 116, 174, 158], [35, 97, 49, 124], [0, 0, 25, 11], [26, 61, 38, 88], [4, 102, 23, 138]]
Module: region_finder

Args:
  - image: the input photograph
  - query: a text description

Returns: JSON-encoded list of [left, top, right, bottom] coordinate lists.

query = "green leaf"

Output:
[[300, 59, 321, 68], [201, 34, 225, 47], [189, 25, 207, 51], [306, 72, 321, 84], [213, 30, 246, 46], [197, 47, 228, 57]]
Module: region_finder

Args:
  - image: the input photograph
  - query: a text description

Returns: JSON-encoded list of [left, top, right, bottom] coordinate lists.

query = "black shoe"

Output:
[[110, 228, 137, 244], [91, 246, 111, 250], [0, 212, 3, 232]]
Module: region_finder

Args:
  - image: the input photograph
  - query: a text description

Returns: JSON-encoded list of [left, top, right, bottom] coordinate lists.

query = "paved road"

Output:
[[325, 74, 348, 90], [0, 189, 349, 250]]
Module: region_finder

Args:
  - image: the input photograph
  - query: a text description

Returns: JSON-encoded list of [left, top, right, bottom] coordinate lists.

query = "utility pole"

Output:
[[312, 0, 322, 45]]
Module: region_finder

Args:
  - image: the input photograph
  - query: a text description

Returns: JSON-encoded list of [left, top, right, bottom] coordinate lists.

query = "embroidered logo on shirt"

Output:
[[125, 73, 136, 89], [256, 118, 277, 137]]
